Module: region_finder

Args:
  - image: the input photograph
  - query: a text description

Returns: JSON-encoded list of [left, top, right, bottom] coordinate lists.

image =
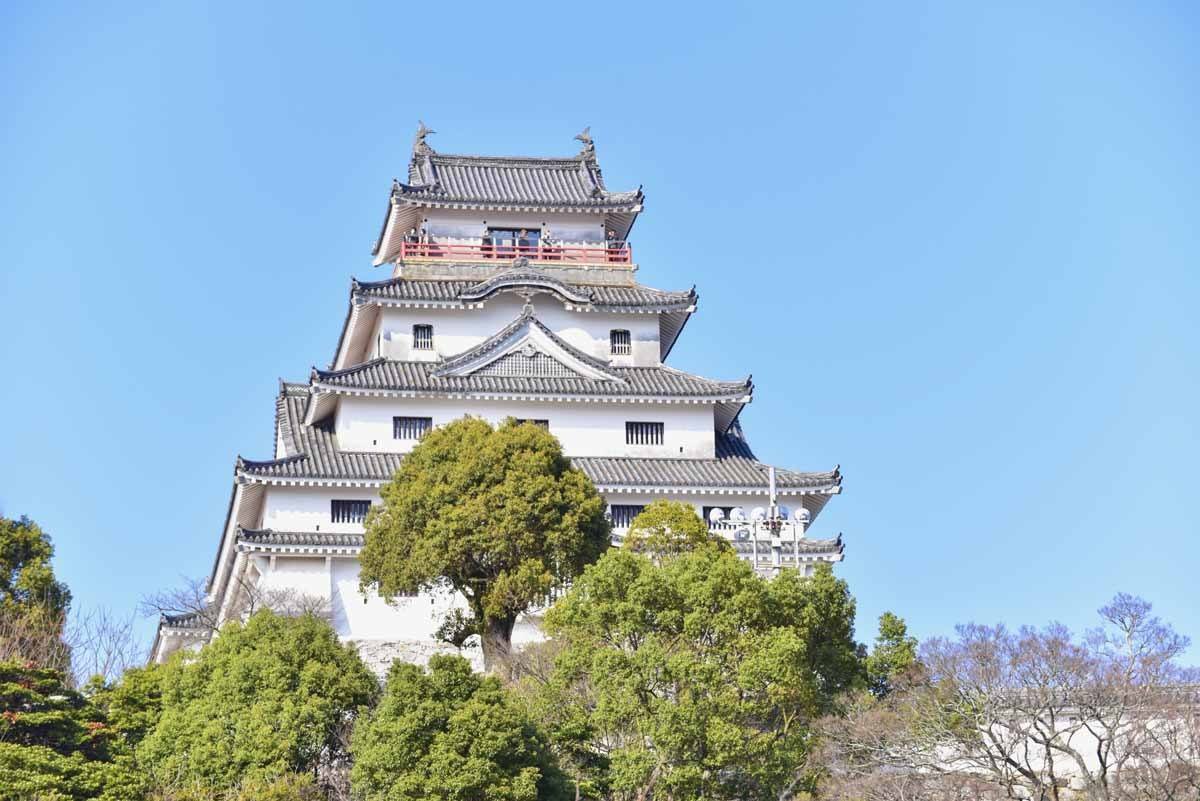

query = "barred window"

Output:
[[393, 416, 433, 440], [610, 504, 646, 528], [610, 329, 631, 355], [513, 418, 549, 429], [625, 421, 664, 446], [331, 500, 371, 524], [412, 324, 434, 350]]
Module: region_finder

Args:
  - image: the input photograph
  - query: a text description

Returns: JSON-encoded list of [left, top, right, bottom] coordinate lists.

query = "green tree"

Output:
[[863, 611, 918, 698], [137, 611, 377, 793], [146, 772, 320, 801], [360, 417, 610, 671], [0, 515, 73, 672], [85, 662, 165, 750], [526, 549, 861, 801], [0, 660, 146, 801], [351, 654, 569, 801], [621, 500, 723, 560]]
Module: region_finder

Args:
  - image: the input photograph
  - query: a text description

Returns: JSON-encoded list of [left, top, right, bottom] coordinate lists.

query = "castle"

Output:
[[151, 126, 845, 668]]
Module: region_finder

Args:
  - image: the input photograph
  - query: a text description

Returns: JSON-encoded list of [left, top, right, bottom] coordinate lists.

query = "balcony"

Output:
[[398, 239, 632, 265], [609, 517, 842, 576]]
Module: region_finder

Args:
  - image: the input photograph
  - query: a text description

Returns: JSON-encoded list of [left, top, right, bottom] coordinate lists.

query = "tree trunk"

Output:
[[481, 615, 516, 677]]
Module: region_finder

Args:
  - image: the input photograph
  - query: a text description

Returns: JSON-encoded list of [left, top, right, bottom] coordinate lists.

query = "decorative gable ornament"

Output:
[[432, 310, 624, 384]]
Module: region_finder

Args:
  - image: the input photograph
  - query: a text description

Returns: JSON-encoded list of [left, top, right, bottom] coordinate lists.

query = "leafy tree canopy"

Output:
[[351, 654, 569, 801], [85, 662, 165, 751], [0, 515, 71, 621], [360, 417, 610, 670], [0, 661, 145, 801], [621, 500, 725, 559], [863, 611, 918, 698], [136, 611, 377, 792], [0, 515, 73, 672], [527, 549, 862, 801]]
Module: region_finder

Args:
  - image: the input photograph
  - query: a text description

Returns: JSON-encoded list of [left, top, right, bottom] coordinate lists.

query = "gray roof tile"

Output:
[[354, 270, 696, 311], [399, 153, 641, 210], [238, 528, 364, 547], [239, 389, 838, 493], [312, 359, 750, 400]]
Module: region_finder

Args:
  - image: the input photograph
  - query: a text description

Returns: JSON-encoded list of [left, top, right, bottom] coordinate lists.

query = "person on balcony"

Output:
[[606, 229, 625, 262], [481, 229, 493, 259]]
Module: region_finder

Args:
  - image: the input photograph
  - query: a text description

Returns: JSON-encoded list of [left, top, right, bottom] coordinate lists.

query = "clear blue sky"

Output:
[[2, 2, 1197, 660]]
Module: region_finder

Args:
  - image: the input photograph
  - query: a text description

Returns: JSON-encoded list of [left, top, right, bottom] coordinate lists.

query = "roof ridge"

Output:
[[430, 152, 592, 165]]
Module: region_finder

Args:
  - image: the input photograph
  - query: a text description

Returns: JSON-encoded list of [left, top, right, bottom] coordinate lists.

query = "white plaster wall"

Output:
[[254, 556, 331, 603], [421, 209, 608, 244], [334, 396, 716, 458], [261, 486, 378, 533], [371, 295, 660, 366], [329, 558, 465, 641]]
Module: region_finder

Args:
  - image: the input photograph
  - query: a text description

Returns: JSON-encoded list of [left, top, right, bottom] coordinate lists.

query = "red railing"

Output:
[[399, 240, 632, 264]]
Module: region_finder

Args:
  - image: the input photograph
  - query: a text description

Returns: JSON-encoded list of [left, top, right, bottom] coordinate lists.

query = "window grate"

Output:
[[513, 418, 550, 429], [625, 421, 664, 446], [393, 416, 433, 440], [331, 500, 371, 524], [412, 324, 434, 350], [610, 504, 646, 528], [610, 329, 631, 356]]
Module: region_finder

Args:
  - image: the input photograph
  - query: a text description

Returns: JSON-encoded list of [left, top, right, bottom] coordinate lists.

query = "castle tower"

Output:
[[151, 127, 845, 668]]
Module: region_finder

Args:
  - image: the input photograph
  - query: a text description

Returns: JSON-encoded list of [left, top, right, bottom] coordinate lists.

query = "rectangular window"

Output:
[[412, 324, 434, 350], [625, 421, 664, 446], [610, 329, 631, 356], [513, 418, 550, 429], [331, 500, 371, 524], [393, 416, 433, 440], [610, 504, 646, 528], [486, 227, 540, 257]]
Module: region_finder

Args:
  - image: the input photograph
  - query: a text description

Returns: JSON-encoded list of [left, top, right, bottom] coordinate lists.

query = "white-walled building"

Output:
[[151, 126, 846, 668]]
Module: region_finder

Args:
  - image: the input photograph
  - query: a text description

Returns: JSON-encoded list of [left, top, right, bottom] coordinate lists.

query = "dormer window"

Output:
[[610, 329, 631, 356], [413, 324, 434, 351]]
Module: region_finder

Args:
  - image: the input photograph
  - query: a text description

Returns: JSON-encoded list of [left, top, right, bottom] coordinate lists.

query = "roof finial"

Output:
[[413, 120, 436, 156], [574, 126, 595, 159]]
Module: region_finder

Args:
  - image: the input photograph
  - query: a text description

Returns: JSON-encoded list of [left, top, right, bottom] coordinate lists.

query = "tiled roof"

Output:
[[160, 610, 209, 630], [730, 534, 844, 556], [353, 271, 696, 311], [240, 389, 837, 494], [431, 310, 620, 379], [399, 152, 641, 210], [571, 428, 841, 491], [312, 359, 750, 400], [238, 528, 364, 547], [240, 385, 404, 481]]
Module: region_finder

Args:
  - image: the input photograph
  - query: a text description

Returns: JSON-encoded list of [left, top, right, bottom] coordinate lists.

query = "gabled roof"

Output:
[[431, 307, 623, 381]]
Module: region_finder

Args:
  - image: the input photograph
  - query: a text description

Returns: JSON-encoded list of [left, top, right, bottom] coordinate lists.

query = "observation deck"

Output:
[[397, 239, 632, 266]]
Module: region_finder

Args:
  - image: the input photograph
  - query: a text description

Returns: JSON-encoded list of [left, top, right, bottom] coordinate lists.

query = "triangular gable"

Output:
[[433, 311, 624, 383]]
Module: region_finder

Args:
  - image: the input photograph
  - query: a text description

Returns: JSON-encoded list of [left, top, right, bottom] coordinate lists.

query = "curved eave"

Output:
[[308, 381, 751, 407], [392, 194, 643, 214]]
